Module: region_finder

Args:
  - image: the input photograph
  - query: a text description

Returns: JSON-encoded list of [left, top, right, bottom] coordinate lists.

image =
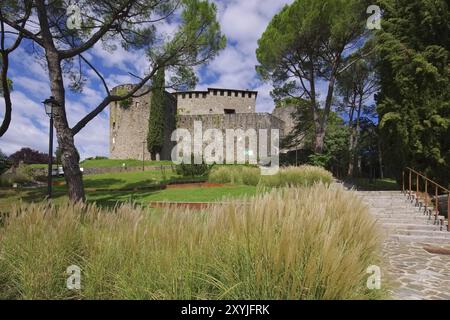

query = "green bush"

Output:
[[0, 149, 11, 175], [208, 166, 233, 184], [175, 156, 212, 178], [0, 164, 34, 187], [241, 167, 261, 186]]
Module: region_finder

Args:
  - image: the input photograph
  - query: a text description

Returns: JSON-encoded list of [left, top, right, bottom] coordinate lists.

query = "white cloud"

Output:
[[1, 0, 299, 158]]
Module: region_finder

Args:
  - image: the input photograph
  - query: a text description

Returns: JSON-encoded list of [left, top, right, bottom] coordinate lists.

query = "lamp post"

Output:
[[42, 96, 59, 199]]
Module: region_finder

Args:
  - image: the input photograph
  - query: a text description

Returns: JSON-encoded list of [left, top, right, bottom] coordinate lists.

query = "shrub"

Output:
[[0, 164, 34, 187], [0, 185, 383, 299], [260, 165, 333, 188], [241, 167, 261, 186], [208, 166, 233, 184], [175, 156, 212, 178], [0, 149, 11, 175], [210, 165, 333, 188]]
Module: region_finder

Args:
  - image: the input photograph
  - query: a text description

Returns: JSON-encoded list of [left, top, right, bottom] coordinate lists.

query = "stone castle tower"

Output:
[[110, 86, 296, 161]]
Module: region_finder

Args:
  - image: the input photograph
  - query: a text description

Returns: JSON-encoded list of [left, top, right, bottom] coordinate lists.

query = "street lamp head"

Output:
[[42, 96, 60, 117]]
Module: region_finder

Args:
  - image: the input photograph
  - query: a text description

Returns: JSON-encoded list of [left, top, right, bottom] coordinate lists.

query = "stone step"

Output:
[[370, 209, 426, 214], [382, 223, 443, 231], [389, 234, 450, 244], [373, 213, 432, 219], [392, 229, 450, 238], [377, 218, 439, 225]]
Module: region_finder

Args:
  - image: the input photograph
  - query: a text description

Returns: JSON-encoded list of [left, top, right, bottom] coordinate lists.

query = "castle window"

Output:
[[248, 92, 252, 98], [112, 137, 116, 145], [203, 93, 207, 98], [220, 91, 224, 96], [195, 93, 199, 98], [182, 93, 186, 99], [189, 93, 192, 99], [136, 102, 140, 108], [227, 91, 232, 97], [113, 122, 116, 130], [224, 109, 236, 114], [241, 92, 245, 98], [235, 92, 238, 97], [213, 90, 218, 96]]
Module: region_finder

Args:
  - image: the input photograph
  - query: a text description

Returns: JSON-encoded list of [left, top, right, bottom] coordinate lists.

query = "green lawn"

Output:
[[0, 168, 256, 210], [349, 178, 400, 191]]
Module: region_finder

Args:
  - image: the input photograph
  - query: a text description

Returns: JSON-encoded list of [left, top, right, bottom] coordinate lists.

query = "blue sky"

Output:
[[0, 0, 301, 159]]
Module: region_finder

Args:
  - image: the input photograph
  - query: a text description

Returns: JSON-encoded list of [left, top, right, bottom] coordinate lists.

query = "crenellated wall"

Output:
[[174, 88, 257, 115], [109, 85, 296, 162]]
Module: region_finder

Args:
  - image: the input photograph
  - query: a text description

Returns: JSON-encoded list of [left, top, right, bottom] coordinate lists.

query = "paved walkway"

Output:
[[355, 191, 450, 300]]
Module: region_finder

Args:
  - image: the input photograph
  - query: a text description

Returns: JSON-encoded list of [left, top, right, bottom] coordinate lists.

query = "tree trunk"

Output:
[[378, 140, 384, 179], [0, 52, 12, 138], [314, 63, 338, 154], [47, 52, 85, 202], [352, 94, 363, 177], [347, 101, 356, 177], [37, 1, 85, 202], [314, 125, 326, 154]]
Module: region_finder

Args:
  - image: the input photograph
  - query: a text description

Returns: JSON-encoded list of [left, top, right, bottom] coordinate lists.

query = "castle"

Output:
[[109, 85, 298, 161]]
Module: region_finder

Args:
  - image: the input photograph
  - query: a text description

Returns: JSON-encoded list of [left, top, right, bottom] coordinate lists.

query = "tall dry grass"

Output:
[[209, 165, 333, 188], [0, 184, 382, 300]]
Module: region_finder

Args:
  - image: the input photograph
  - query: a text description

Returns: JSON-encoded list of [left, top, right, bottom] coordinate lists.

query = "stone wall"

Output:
[[109, 84, 177, 161], [272, 105, 304, 152], [174, 88, 257, 115], [176, 113, 285, 163]]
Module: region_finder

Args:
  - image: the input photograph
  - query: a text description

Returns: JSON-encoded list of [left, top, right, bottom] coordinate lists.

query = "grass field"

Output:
[[0, 168, 255, 209], [0, 184, 384, 300], [0, 166, 332, 210]]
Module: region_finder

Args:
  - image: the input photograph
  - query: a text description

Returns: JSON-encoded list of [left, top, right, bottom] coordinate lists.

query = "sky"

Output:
[[0, 0, 297, 159]]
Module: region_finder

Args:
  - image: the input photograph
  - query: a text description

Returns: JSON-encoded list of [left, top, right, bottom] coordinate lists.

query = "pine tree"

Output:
[[376, 0, 450, 187], [147, 66, 166, 160]]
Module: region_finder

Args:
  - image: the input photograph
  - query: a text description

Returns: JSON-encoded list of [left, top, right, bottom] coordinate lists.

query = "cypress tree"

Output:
[[147, 66, 166, 160]]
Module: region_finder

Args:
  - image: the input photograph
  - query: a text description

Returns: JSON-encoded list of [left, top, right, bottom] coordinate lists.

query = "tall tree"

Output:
[[147, 65, 165, 160], [0, 0, 225, 202], [0, 0, 26, 137], [256, 0, 372, 153], [376, 0, 450, 186], [336, 56, 378, 176]]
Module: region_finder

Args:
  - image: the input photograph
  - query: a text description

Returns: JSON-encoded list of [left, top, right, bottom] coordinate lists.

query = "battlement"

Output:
[[174, 88, 257, 115]]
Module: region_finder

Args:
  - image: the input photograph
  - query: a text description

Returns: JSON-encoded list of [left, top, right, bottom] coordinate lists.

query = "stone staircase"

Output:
[[356, 190, 450, 300], [357, 191, 450, 244]]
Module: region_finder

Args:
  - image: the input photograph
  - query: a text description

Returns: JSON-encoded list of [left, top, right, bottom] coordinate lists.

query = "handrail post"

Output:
[[416, 174, 419, 207], [435, 186, 439, 225], [409, 170, 412, 198], [447, 193, 450, 232], [402, 171, 405, 194]]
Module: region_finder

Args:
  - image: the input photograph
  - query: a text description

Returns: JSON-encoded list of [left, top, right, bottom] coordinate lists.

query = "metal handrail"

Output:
[[402, 167, 450, 232]]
